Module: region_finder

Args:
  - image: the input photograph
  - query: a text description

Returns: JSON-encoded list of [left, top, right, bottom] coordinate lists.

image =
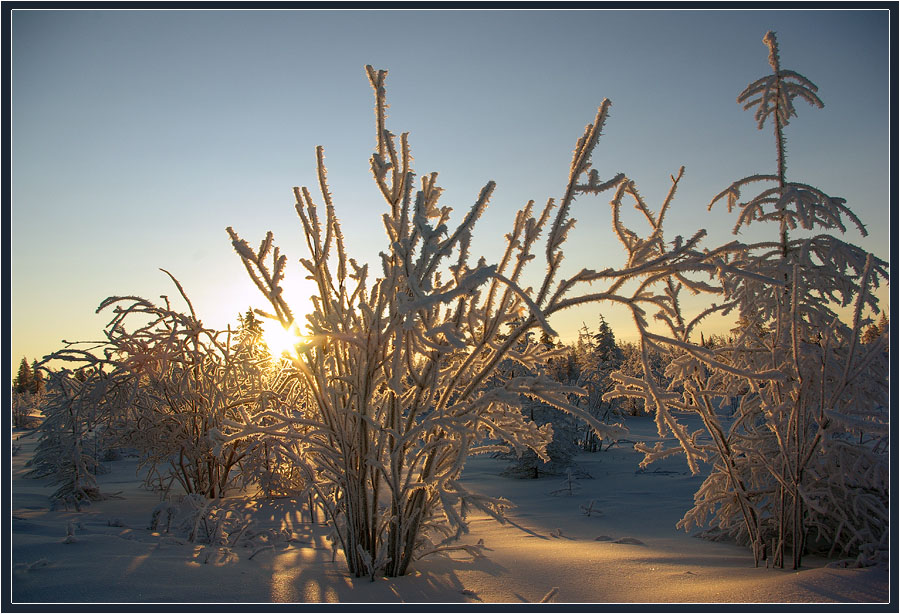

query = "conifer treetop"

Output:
[[738, 30, 824, 131]]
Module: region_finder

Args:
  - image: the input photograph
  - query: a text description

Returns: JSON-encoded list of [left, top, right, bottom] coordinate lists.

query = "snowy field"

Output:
[[10, 415, 889, 605]]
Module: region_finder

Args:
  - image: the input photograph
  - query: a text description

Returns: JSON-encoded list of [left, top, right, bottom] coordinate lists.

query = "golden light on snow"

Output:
[[262, 319, 306, 358]]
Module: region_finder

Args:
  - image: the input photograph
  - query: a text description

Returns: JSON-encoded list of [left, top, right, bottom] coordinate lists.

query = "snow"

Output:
[[10, 416, 889, 605]]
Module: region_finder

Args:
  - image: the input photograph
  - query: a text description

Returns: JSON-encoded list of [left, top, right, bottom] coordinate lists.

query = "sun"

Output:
[[261, 319, 306, 358]]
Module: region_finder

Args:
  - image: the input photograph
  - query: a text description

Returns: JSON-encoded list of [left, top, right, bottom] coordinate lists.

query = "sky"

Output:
[[8, 8, 892, 379]]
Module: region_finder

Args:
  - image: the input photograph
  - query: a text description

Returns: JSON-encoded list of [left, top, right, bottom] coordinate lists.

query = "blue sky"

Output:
[[10, 8, 891, 376]]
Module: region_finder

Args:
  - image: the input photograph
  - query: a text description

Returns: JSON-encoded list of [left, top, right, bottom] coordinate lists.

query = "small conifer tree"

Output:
[[606, 31, 889, 569], [30, 360, 44, 395], [14, 357, 32, 394]]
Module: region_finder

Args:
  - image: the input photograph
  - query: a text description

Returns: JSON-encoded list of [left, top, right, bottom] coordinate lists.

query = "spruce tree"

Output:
[[237, 308, 265, 345], [14, 357, 32, 394], [606, 31, 889, 569], [30, 360, 44, 395]]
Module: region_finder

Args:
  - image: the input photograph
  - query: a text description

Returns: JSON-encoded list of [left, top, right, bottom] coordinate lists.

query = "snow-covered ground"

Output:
[[10, 415, 889, 605]]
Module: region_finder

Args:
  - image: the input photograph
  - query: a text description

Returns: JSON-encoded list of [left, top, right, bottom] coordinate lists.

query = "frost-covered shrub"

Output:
[[149, 494, 252, 546], [95, 278, 258, 499], [42, 273, 281, 501], [11, 389, 43, 429], [225, 65, 714, 577], [147, 494, 304, 564], [605, 32, 889, 569], [232, 365, 317, 510]]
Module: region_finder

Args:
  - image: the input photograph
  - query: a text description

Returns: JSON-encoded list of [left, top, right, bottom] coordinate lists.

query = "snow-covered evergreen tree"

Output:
[[861, 312, 888, 347], [26, 367, 114, 509], [605, 31, 889, 569], [496, 320, 587, 479], [575, 316, 624, 451], [30, 359, 44, 395], [13, 357, 33, 394]]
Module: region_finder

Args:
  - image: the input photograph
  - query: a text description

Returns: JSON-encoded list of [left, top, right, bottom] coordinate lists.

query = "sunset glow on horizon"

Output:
[[9, 8, 891, 378]]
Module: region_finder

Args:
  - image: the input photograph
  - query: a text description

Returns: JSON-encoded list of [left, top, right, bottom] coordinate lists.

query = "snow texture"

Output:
[[10, 419, 888, 604]]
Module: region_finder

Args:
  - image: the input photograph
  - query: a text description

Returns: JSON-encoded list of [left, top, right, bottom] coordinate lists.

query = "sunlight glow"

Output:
[[262, 319, 306, 358]]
